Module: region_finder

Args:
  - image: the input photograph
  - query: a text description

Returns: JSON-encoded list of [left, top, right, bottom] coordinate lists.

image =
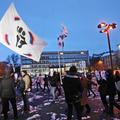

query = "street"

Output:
[[0, 87, 120, 120]]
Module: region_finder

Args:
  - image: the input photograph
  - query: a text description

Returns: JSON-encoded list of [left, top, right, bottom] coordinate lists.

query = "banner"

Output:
[[0, 3, 47, 62], [57, 24, 68, 48]]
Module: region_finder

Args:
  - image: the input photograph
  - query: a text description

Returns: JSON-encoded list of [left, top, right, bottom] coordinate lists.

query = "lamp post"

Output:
[[117, 44, 120, 50], [97, 22, 117, 70]]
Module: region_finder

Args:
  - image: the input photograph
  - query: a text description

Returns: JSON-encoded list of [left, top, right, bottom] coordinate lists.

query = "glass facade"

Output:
[[21, 51, 89, 75]]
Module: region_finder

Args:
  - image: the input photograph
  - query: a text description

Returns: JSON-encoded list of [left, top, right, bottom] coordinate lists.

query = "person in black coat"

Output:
[[106, 69, 120, 115], [43, 74, 50, 92], [115, 71, 120, 101], [1, 64, 18, 120], [62, 66, 83, 120]]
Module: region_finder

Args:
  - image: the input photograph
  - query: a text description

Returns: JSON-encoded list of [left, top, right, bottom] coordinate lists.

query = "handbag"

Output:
[[16, 80, 25, 97]]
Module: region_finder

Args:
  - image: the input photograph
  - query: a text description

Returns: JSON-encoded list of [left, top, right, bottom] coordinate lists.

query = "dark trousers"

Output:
[[44, 84, 50, 91], [100, 93, 120, 114], [67, 102, 82, 120], [82, 104, 91, 114], [100, 93, 109, 112], [55, 86, 62, 96], [109, 94, 120, 114], [117, 90, 120, 101], [22, 93, 29, 111], [36, 82, 43, 91], [2, 97, 18, 119]]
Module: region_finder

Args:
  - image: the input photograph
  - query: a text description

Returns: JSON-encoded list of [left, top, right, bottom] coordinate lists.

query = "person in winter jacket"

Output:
[[106, 69, 120, 115], [114, 71, 120, 101], [0, 64, 18, 120], [21, 70, 30, 112], [62, 66, 83, 120]]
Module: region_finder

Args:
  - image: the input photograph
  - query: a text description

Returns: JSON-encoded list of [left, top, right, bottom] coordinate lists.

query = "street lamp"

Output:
[[117, 44, 120, 50], [97, 22, 117, 69], [60, 52, 64, 55]]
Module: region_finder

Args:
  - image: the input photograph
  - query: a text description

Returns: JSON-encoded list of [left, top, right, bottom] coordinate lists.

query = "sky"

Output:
[[0, 0, 120, 61]]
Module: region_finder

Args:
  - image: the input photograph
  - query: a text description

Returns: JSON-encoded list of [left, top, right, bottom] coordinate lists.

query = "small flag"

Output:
[[0, 3, 47, 62], [58, 24, 68, 48]]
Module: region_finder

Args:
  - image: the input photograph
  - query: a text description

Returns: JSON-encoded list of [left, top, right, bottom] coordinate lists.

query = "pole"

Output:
[[58, 51, 62, 84], [106, 31, 113, 70], [62, 45, 65, 70]]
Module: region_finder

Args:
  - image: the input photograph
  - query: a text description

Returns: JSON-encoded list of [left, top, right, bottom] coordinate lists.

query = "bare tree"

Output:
[[6, 54, 19, 68], [6, 55, 11, 64]]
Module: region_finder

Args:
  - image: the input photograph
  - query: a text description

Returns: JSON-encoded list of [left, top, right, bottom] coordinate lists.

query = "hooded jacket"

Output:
[[62, 74, 82, 103]]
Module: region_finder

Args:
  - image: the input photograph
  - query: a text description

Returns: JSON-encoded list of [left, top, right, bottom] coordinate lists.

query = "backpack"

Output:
[[16, 79, 25, 97]]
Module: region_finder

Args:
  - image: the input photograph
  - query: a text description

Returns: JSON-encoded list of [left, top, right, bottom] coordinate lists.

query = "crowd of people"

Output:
[[0, 62, 120, 120], [0, 63, 31, 120]]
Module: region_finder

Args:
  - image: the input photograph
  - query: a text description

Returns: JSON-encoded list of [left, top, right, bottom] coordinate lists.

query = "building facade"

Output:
[[102, 50, 120, 69], [21, 51, 89, 75]]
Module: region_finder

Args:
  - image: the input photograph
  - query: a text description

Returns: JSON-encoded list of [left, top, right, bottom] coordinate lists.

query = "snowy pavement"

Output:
[[0, 87, 120, 120]]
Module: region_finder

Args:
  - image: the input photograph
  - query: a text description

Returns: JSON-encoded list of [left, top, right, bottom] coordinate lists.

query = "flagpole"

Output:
[[58, 49, 62, 84], [57, 24, 68, 84], [62, 43, 65, 71]]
